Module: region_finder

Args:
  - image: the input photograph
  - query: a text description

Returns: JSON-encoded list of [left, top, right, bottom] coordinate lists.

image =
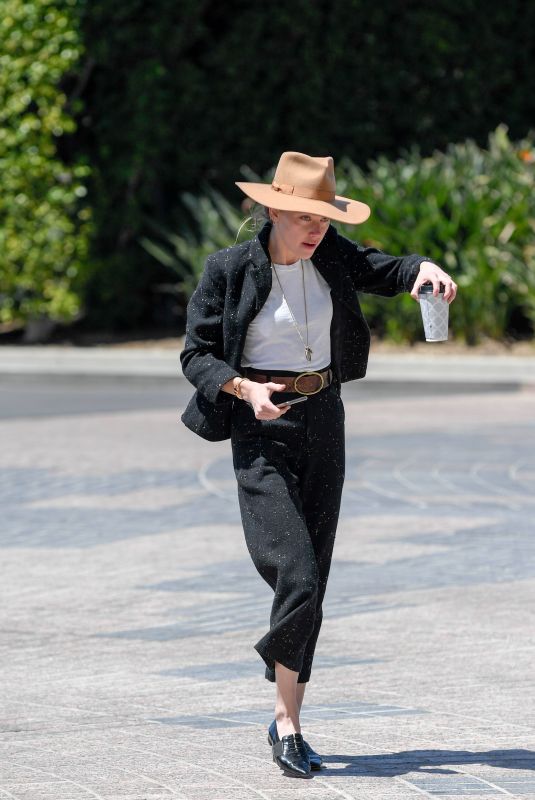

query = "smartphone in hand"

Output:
[[275, 396, 308, 408]]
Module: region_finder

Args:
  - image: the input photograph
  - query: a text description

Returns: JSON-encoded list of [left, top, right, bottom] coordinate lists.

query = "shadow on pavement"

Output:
[[319, 747, 535, 776]]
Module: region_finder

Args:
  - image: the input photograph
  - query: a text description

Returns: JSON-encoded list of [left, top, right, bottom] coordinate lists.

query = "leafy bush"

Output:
[[144, 125, 535, 343], [0, 0, 91, 331], [337, 124, 535, 343]]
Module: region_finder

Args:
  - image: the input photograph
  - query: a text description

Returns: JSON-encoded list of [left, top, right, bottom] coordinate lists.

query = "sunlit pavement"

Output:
[[1, 375, 534, 799]]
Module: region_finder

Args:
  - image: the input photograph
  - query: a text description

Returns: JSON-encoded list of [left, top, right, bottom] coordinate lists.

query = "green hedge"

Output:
[[0, 0, 91, 330], [4, 2, 535, 335], [143, 126, 535, 344]]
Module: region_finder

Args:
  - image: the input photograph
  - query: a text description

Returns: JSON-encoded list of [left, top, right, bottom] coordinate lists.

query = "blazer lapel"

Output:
[[228, 224, 272, 365], [313, 226, 364, 316], [311, 228, 345, 303], [246, 222, 273, 315]]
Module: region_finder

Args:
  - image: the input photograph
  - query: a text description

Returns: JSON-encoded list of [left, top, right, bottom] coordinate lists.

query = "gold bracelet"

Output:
[[233, 377, 248, 400]]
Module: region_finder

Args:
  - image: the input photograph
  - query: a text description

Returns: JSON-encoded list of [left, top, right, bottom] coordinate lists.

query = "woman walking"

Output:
[[180, 151, 457, 777]]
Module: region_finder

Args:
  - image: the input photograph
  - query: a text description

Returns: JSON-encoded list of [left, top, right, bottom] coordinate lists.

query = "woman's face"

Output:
[[268, 209, 330, 263]]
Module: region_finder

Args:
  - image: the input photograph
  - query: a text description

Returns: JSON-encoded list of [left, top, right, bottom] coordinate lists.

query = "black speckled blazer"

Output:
[[180, 221, 428, 441]]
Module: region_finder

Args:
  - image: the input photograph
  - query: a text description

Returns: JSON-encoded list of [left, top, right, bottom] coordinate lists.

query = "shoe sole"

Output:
[[280, 767, 312, 778], [273, 753, 311, 778]]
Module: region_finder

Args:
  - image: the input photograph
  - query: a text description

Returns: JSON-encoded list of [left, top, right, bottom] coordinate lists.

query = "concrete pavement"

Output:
[[1, 375, 534, 799]]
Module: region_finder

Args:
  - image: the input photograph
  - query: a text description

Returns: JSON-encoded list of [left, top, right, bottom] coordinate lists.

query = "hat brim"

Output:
[[236, 181, 371, 225]]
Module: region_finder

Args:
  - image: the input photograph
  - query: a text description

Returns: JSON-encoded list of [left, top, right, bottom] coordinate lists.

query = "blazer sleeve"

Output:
[[357, 245, 430, 296], [180, 254, 241, 404], [339, 234, 430, 296]]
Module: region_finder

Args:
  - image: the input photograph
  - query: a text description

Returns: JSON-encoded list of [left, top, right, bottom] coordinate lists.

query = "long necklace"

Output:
[[271, 259, 313, 362]]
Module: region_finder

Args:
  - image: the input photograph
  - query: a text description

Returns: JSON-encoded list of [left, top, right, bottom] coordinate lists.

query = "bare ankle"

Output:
[[275, 709, 301, 736]]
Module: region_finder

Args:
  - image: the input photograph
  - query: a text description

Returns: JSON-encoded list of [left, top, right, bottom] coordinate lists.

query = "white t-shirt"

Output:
[[241, 258, 333, 372]]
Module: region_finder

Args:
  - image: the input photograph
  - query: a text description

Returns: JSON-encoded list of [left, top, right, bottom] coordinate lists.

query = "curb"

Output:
[[0, 346, 534, 385]]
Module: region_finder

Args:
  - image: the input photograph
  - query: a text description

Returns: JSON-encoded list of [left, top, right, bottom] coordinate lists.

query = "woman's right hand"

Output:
[[241, 380, 290, 420]]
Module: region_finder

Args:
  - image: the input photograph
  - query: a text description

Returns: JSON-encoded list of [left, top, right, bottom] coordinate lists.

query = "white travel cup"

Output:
[[418, 282, 449, 342]]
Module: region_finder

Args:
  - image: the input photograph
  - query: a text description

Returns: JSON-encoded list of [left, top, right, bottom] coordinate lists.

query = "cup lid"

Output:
[[418, 282, 445, 294]]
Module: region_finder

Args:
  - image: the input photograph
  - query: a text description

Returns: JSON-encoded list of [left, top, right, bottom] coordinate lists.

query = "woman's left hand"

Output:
[[411, 261, 458, 304]]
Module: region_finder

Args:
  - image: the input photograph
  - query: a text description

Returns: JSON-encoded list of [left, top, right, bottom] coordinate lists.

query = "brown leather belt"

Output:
[[243, 367, 332, 396]]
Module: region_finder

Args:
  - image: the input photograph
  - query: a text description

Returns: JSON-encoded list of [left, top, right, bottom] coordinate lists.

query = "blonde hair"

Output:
[[233, 203, 271, 244]]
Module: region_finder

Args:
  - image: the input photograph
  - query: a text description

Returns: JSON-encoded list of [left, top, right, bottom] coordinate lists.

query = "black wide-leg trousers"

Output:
[[230, 381, 345, 683]]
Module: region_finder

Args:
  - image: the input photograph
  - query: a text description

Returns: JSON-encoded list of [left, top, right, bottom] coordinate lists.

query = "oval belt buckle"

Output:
[[294, 371, 324, 396]]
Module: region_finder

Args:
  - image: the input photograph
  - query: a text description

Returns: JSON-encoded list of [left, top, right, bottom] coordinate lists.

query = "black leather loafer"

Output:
[[268, 720, 323, 771], [272, 732, 311, 777]]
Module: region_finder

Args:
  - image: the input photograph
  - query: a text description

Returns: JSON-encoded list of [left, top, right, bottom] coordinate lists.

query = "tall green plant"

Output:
[[0, 0, 91, 330], [140, 186, 255, 296]]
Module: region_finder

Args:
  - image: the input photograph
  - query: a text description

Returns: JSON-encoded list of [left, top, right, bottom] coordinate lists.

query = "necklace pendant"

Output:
[[305, 347, 313, 362]]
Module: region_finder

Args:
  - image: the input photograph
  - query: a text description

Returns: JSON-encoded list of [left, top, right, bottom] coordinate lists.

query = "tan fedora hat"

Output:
[[236, 151, 371, 225]]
